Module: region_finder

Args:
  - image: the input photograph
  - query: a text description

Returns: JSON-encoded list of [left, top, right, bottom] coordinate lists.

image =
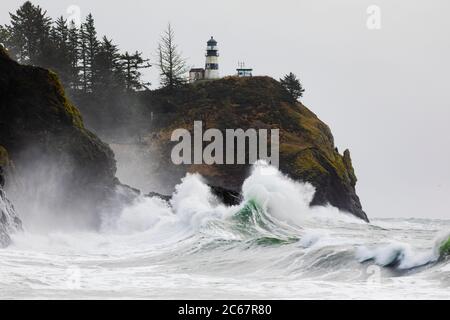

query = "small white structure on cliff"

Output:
[[189, 36, 220, 83], [205, 36, 219, 79], [189, 68, 205, 83]]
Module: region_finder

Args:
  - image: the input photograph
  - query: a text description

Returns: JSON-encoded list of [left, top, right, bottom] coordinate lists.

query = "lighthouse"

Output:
[[205, 36, 219, 79]]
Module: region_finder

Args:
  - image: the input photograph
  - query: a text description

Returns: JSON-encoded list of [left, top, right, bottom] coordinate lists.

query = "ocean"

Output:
[[0, 162, 449, 299]]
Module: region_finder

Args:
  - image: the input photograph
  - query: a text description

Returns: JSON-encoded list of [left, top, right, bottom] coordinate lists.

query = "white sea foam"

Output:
[[0, 161, 449, 299], [356, 231, 450, 269]]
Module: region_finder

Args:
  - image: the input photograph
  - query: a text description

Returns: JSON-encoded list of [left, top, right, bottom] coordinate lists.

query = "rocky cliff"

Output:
[[0, 44, 367, 225], [0, 146, 22, 247], [145, 77, 368, 221], [0, 47, 119, 228]]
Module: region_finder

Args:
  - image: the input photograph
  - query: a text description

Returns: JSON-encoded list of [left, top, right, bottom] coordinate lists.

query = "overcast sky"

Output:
[[1, 0, 449, 219]]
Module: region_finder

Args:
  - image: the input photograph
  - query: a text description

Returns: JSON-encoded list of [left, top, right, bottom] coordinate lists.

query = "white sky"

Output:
[[1, 0, 449, 219]]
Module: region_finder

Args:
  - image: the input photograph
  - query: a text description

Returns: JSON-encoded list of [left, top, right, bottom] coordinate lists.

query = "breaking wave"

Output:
[[101, 161, 450, 272], [1, 161, 449, 299]]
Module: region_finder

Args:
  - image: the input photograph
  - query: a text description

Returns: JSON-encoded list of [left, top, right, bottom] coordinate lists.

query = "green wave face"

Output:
[[254, 236, 297, 246], [231, 199, 298, 246], [233, 199, 263, 225], [439, 236, 450, 258]]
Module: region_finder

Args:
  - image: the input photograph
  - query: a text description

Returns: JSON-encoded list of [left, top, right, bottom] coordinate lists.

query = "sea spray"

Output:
[[1, 162, 449, 298], [242, 161, 315, 227], [356, 243, 421, 268], [102, 161, 450, 274], [105, 161, 361, 247], [356, 231, 450, 269], [0, 190, 22, 247]]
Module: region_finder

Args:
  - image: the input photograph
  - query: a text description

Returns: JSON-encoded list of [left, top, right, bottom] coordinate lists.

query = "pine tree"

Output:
[[49, 16, 71, 84], [52, 16, 69, 47], [79, 24, 89, 92], [157, 23, 187, 90], [280, 72, 305, 101], [94, 36, 125, 92], [67, 21, 80, 91], [120, 51, 151, 91], [2, 3, 151, 96], [80, 14, 100, 92], [6, 1, 52, 64], [0, 26, 10, 48]]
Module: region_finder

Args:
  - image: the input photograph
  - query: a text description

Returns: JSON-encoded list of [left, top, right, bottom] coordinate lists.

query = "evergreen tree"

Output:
[[120, 51, 151, 91], [79, 24, 89, 92], [2, 3, 151, 96], [67, 21, 80, 91], [5, 1, 52, 65], [52, 16, 69, 47], [157, 23, 187, 90], [0, 26, 11, 48], [280, 72, 305, 100], [94, 36, 125, 92], [80, 14, 100, 92], [49, 16, 71, 84]]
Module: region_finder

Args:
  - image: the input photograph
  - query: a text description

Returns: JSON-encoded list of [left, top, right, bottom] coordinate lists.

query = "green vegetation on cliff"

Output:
[[0, 46, 118, 227], [146, 76, 368, 221], [0, 146, 9, 168], [0, 43, 367, 222]]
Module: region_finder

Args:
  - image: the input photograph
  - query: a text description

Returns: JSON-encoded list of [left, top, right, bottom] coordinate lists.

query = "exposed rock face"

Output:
[[146, 77, 368, 221], [0, 146, 22, 247], [0, 45, 367, 223], [0, 47, 119, 228]]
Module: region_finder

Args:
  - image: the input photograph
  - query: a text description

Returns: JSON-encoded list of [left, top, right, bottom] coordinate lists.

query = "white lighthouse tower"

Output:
[[205, 36, 219, 79]]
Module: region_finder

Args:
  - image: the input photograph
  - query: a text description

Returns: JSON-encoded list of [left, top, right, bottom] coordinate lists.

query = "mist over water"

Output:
[[0, 161, 449, 299], [5, 147, 104, 232], [109, 142, 165, 195]]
